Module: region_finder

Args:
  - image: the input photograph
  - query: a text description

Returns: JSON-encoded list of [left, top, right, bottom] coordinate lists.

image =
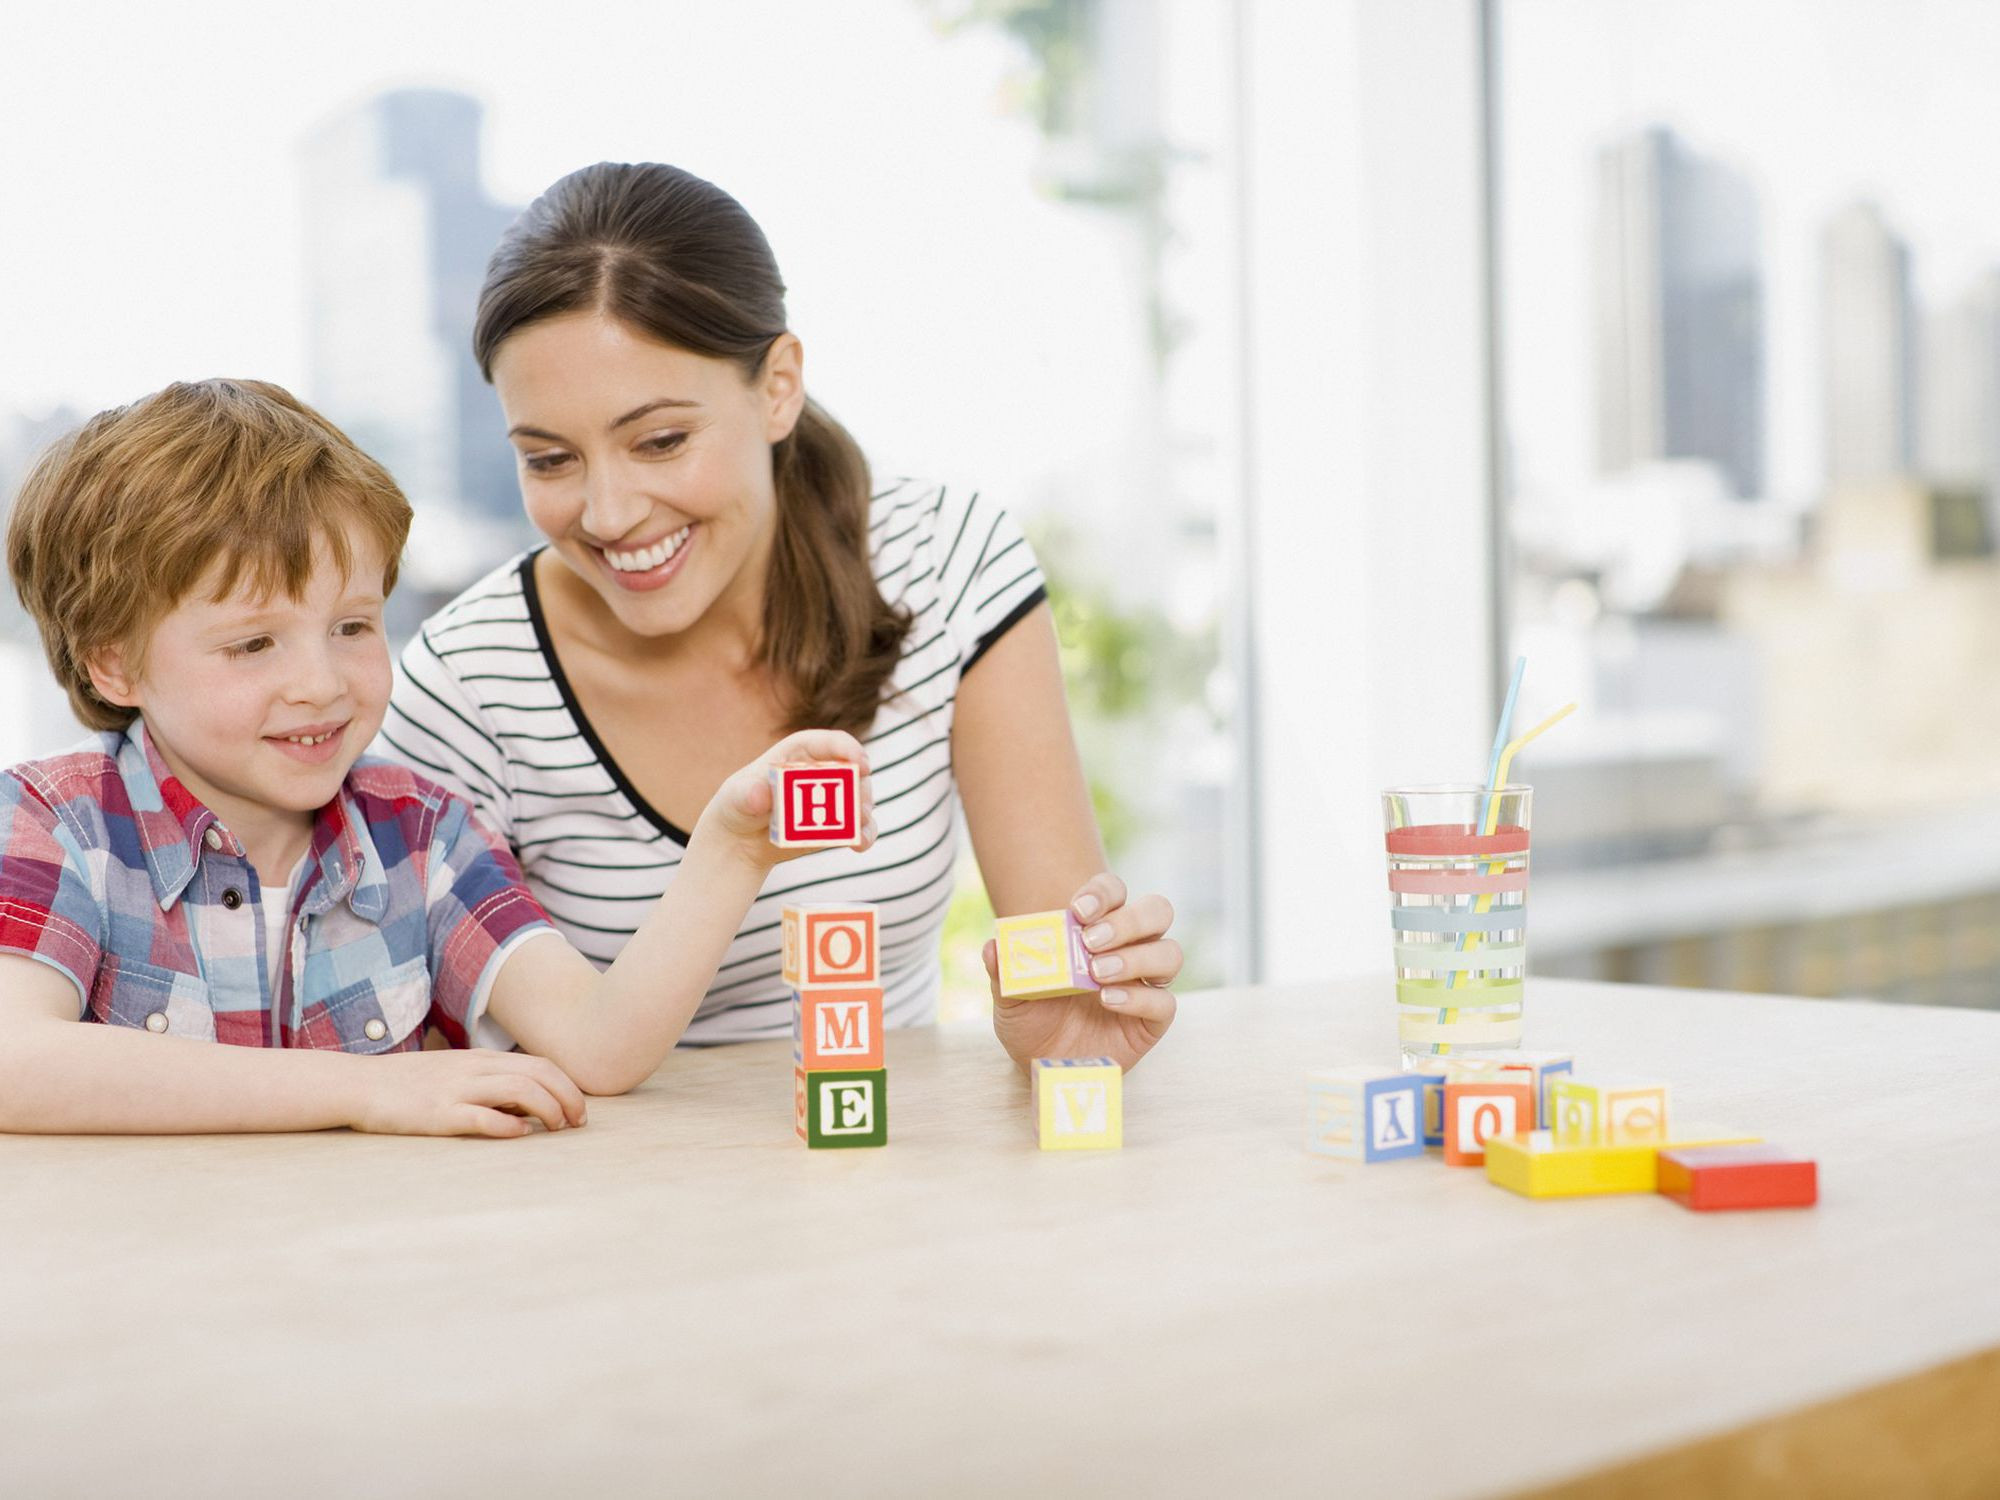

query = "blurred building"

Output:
[[1593, 125, 1764, 499], [1822, 201, 1916, 489], [300, 89, 524, 548], [1920, 267, 2000, 539]]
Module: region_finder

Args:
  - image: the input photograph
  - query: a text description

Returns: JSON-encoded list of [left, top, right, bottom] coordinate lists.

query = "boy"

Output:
[[0, 379, 872, 1136]]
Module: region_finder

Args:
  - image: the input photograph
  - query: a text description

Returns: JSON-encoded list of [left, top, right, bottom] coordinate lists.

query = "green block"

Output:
[[796, 1068, 888, 1149]]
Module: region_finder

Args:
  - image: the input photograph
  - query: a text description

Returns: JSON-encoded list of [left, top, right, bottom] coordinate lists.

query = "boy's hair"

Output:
[[6, 379, 412, 732]]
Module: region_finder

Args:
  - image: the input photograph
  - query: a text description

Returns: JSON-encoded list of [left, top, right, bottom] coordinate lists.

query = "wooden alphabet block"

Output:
[[1440, 1051, 1574, 1131], [1033, 1058, 1122, 1150], [1304, 1067, 1426, 1162], [795, 1067, 888, 1149], [782, 903, 879, 988], [793, 986, 884, 1070], [1442, 1079, 1534, 1166], [1485, 1124, 1760, 1198], [1410, 1069, 1449, 1148], [995, 909, 1099, 1000], [769, 763, 861, 848], [1548, 1077, 1671, 1147], [1657, 1144, 1818, 1211]]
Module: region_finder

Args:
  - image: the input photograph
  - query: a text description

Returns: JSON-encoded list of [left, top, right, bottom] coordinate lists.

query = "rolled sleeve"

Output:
[[423, 794, 555, 1049]]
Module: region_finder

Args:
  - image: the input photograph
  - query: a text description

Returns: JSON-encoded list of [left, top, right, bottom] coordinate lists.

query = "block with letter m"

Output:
[[794, 986, 884, 1070]]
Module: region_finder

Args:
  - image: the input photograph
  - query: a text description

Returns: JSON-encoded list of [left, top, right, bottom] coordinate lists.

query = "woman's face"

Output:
[[491, 310, 804, 642]]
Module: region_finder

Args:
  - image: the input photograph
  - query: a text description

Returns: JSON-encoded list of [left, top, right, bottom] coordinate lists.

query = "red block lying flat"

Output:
[[1657, 1144, 1818, 1211]]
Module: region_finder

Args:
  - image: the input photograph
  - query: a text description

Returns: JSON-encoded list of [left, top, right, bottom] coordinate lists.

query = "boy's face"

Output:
[[91, 523, 393, 833]]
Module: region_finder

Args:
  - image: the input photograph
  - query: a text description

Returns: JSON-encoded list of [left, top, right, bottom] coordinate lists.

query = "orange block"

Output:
[[794, 986, 885, 1070], [1443, 1080, 1534, 1167], [782, 904, 879, 988]]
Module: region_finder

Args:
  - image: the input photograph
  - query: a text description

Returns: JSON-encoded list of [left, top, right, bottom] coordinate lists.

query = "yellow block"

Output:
[[1033, 1058, 1123, 1150], [997, 910, 1093, 1000], [1485, 1124, 1761, 1198]]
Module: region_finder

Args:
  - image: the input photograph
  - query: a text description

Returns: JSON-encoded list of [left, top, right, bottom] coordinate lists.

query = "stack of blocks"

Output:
[[1303, 1051, 1817, 1211], [787, 903, 887, 1149]]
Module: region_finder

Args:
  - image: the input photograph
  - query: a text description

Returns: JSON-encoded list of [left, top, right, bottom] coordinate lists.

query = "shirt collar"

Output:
[[118, 718, 387, 922]]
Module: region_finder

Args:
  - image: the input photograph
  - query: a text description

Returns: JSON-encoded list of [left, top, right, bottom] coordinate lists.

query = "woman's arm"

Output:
[[951, 602, 1183, 1071], [0, 956, 585, 1136]]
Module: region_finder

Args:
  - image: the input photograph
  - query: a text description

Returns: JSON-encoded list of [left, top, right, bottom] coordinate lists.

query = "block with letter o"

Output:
[[1442, 1079, 1533, 1166], [782, 903, 878, 989]]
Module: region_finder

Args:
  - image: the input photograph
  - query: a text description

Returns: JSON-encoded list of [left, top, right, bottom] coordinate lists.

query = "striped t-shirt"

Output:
[[374, 480, 1048, 1046]]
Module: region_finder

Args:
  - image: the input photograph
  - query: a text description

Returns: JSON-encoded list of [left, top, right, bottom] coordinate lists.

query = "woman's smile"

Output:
[[589, 523, 698, 592]]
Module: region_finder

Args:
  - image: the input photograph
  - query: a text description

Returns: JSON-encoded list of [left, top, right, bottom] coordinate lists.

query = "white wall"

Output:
[[1237, 0, 1497, 980]]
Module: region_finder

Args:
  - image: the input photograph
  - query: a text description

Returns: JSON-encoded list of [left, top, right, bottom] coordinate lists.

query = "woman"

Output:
[[377, 162, 1181, 1071]]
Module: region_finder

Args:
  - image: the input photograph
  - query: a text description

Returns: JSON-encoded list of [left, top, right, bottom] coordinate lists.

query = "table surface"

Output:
[[3, 977, 1998, 1499]]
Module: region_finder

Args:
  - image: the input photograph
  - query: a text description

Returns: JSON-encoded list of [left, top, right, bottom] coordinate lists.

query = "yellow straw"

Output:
[[1437, 702, 1576, 1039]]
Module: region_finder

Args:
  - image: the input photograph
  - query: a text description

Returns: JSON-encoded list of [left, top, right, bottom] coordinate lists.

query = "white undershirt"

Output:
[[262, 853, 309, 992]]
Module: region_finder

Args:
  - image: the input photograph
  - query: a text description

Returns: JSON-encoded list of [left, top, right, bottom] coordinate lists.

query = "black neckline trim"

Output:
[[517, 549, 694, 848]]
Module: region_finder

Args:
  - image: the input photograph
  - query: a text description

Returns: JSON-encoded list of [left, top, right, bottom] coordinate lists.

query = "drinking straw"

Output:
[[1435, 658, 1522, 1019], [1435, 701, 1577, 1046]]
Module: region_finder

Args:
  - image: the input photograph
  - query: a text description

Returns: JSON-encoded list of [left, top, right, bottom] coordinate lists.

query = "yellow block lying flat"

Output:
[[1485, 1125, 1761, 1199]]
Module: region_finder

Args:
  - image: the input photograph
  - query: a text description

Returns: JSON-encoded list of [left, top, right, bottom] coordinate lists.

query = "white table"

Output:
[[2, 977, 1997, 1497]]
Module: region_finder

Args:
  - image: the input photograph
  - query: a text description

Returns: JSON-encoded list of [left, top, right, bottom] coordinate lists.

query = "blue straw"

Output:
[[1438, 656, 1526, 1022], [1479, 656, 1527, 831]]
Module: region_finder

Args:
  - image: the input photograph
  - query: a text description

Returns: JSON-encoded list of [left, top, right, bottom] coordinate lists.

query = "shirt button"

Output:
[[203, 828, 223, 851], [221, 888, 244, 910], [363, 1018, 388, 1042], [145, 1012, 168, 1033]]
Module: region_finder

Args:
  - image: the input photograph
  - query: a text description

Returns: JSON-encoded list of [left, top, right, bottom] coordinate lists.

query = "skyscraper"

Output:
[[1919, 269, 2000, 499], [300, 89, 522, 528], [1821, 200, 1915, 490], [1593, 126, 1765, 499]]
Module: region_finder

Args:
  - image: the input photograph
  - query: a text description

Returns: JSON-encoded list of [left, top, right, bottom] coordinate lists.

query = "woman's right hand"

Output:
[[351, 1049, 590, 1138]]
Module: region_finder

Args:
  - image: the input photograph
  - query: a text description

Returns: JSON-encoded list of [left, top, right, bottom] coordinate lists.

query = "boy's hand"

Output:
[[696, 729, 877, 866], [352, 1049, 591, 1138]]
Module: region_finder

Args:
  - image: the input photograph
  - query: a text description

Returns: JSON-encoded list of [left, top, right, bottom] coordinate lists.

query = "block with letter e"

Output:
[[995, 909, 1099, 1000], [1304, 1066, 1426, 1162], [795, 1067, 888, 1149], [794, 986, 884, 1071], [769, 763, 861, 848], [782, 903, 878, 989], [1032, 1057, 1122, 1150]]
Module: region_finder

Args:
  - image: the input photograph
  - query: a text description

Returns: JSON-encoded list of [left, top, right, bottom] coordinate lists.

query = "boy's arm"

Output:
[[0, 956, 585, 1136], [483, 730, 876, 1097]]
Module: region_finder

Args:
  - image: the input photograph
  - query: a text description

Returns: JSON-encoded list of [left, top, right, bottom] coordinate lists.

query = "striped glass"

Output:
[[1382, 784, 1531, 1061]]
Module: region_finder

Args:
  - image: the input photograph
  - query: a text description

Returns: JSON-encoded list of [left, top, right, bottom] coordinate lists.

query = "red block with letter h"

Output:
[[770, 764, 861, 848]]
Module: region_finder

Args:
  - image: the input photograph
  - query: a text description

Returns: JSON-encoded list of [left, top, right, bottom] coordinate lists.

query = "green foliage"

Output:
[[920, 0, 1095, 137]]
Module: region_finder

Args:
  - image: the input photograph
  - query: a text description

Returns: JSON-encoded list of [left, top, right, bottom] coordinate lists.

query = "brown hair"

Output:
[[473, 162, 910, 734], [7, 379, 412, 731]]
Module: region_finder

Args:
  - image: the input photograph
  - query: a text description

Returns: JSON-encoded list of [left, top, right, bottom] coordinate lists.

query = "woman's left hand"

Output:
[[983, 872, 1181, 1073]]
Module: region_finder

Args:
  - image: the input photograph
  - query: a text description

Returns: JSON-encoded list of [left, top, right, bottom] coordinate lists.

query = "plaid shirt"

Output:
[[0, 720, 553, 1051]]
